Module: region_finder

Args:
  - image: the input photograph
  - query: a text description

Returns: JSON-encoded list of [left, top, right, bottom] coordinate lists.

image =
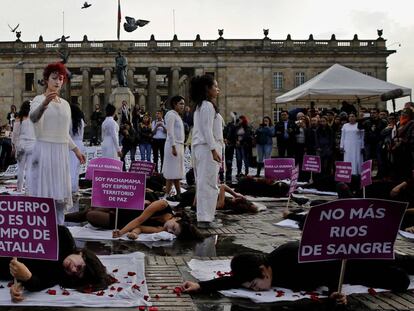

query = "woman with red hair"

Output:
[[29, 62, 85, 224]]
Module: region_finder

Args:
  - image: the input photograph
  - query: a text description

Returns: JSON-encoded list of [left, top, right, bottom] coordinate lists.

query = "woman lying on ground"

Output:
[[181, 240, 414, 305], [65, 190, 162, 229], [112, 199, 204, 240], [0, 226, 114, 302], [234, 176, 289, 198], [175, 184, 258, 214]]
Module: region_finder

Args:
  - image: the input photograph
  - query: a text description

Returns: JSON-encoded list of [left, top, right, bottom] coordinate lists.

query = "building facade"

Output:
[[0, 33, 394, 126]]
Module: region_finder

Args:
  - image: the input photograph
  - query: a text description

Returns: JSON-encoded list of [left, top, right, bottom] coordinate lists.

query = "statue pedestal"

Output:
[[109, 87, 135, 121]]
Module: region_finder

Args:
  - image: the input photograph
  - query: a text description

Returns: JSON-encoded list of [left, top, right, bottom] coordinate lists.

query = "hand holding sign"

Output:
[[10, 282, 24, 302]]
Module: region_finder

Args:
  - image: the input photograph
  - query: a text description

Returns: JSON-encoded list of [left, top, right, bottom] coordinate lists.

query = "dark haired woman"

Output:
[[0, 226, 114, 302], [182, 240, 414, 305], [11, 100, 35, 192], [112, 199, 204, 240], [255, 116, 274, 177], [69, 104, 86, 194], [163, 95, 186, 200], [29, 63, 86, 225], [138, 114, 153, 161], [101, 104, 122, 159], [190, 75, 223, 229], [235, 115, 253, 177], [7, 104, 17, 130]]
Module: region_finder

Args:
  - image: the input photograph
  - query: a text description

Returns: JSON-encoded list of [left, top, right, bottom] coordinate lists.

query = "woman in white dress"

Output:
[[101, 104, 122, 159], [29, 63, 86, 225], [11, 100, 36, 192], [163, 96, 186, 199], [69, 104, 86, 193], [191, 75, 223, 229], [340, 113, 365, 175]]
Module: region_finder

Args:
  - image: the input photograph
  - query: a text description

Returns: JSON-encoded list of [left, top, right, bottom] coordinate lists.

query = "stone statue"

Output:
[[115, 52, 128, 87]]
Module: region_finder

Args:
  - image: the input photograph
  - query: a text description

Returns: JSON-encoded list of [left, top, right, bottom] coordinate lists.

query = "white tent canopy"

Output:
[[275, 64, 411, 104]]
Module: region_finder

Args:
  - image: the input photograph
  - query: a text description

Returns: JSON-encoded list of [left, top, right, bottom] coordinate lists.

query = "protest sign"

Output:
[[302, 155, 321, 173], [92, 170, 146, 210], [335, 161, 352, 183], [264, 158, 295, 180], [288, 165, 299, 196], [299, 199, 407, 262], [360, 160, 373, 188], [129, 160, 156, 176], [0, 196, 57, 260], [85, 157, 123, 180]]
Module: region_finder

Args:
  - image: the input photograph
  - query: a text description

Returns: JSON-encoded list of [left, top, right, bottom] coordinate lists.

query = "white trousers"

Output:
[[16, 148, 32, 192], [193, 144, 220, 222]]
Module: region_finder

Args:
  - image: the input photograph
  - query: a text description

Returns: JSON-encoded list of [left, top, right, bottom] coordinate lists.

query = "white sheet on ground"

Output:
[[273, 219, 300, 229], [252, 202, 267, 212], [399, 230, 414, 240], [67, 224, 176, 241], [245, 196, 289, 202], [188, 259, 414, 303], [0, 252, 151, 307], [296, 187, 337, 196]]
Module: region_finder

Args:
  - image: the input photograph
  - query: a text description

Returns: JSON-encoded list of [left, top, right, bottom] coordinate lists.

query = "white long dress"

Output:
[[340, 122, 364, 175], [101, 116, 120, 159], [163, 110, 185, 180], [11, 118, 36, 192], [69, 119, 85, 193], [29, 94, 76, 225], [192, 100, 222, 223]]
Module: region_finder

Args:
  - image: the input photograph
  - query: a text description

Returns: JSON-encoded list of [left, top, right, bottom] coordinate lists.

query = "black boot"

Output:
[[256, 163, 262, 177]]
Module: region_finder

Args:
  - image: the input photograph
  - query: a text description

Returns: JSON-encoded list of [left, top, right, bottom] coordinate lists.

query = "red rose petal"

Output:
[[112, 269, 119, 273], [368, 288, 377, 296], [160, 285, 168, 289], [149, 307, 158, 311], [110, 286, 116, 291], [144, 295, 149, 301], [62, 289, 70, 296], [82, 285, 94, 294], [132, 284, 141, 291], [109, 294, 114, 297], [154, 294, 160, 299], [276, 290, 285, 297], [141, 280, 145, 284], [46, 289, 56, 295], [138, 307, 146, 311], [117, 287, 123, 292], [96, 290, 105, 296], [127, 271, 136, 276]]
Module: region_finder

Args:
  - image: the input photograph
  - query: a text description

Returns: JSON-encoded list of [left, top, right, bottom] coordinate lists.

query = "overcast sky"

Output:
[[1, 0, 413, 109]]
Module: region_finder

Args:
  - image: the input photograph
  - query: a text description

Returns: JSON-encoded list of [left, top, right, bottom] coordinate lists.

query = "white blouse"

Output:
[[165, 110, 184, 146]]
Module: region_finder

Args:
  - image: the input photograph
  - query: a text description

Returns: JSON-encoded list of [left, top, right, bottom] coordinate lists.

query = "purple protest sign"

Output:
[[360, 160, 373, 188], [129, 160, 156, 176], [299, 199, 407, 262], [335, 161, 352, 183], [288, 165, 299, 196], [302, 155, 321, 173], [0, 196, 58, 260], [92, 170, 146, 210], [85, 157, 123, 180], [264, 158, 295, 180]]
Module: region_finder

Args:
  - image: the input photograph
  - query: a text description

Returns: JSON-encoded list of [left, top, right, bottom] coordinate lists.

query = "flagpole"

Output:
[[117, 0, 121, 40]]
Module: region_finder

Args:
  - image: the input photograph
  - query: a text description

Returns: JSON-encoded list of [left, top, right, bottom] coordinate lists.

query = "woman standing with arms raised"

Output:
[[29, 62, 85, 225], [191, 75, 223, 229]]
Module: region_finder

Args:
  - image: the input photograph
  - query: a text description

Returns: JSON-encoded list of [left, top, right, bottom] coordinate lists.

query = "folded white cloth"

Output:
[[188, 259, 414, 303], [273, 219, 300, 229], [399, 230, 414, 240], [296, 187, 337, 196], [67, 224, 176, 241], [0, 252, 151, 307]]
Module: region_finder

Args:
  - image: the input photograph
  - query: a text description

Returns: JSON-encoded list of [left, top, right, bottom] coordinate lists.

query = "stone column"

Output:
[[62, 77, 71, 102], [103, 67, 112, 106], [147, 67, 158, 118], [81, 67, 92, 121], [168, 66, 181, 97], [127, 67, 135, 90]]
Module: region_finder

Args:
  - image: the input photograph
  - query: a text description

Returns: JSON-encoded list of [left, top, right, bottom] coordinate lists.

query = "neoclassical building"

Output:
[[0, 32, 394, 126]]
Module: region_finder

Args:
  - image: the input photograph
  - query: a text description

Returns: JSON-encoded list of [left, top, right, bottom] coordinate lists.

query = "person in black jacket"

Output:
[[274, 111, 298, 158], [223, 113, 238, 182], [181, 240, 414, 305], [0, 226, 114, 302], [120, 121, 138, 170]]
